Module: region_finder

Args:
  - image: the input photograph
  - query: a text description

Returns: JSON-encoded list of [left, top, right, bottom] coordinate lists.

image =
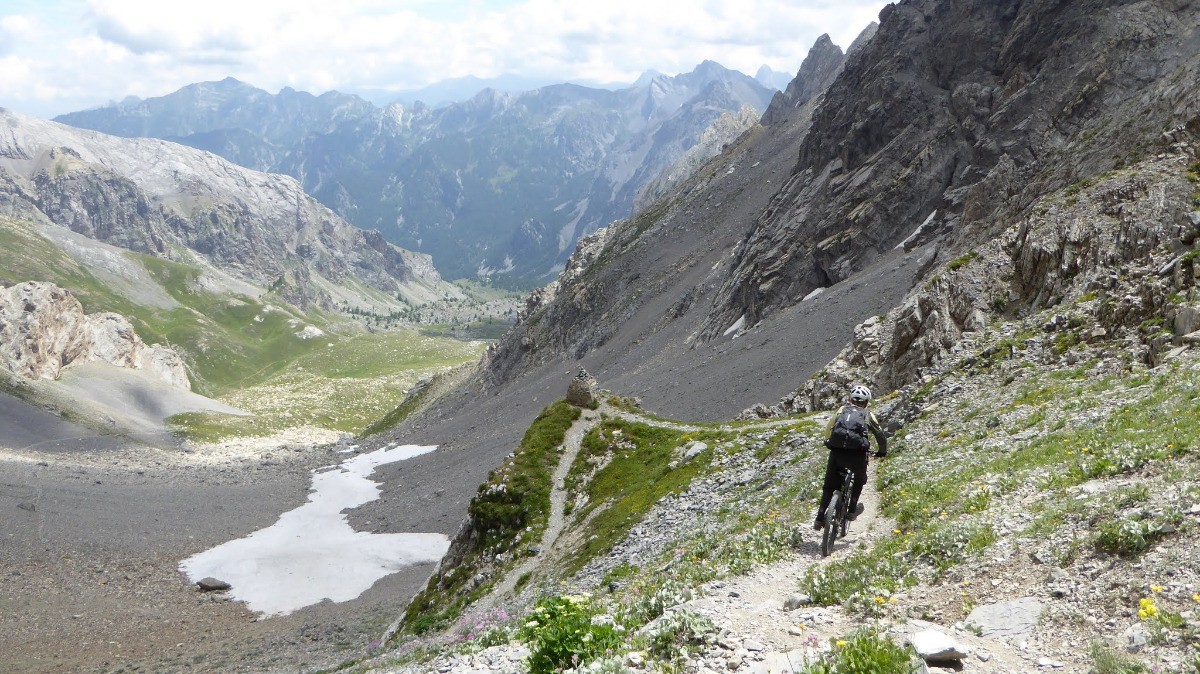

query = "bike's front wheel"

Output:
[[821, 492, 840, 557]]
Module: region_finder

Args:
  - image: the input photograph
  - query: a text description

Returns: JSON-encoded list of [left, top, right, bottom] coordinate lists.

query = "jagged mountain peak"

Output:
[[715, 0, 1200, 334]]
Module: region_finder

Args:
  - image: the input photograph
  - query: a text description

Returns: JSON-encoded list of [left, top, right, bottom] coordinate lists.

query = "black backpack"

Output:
[[826, 405, 871, 451]]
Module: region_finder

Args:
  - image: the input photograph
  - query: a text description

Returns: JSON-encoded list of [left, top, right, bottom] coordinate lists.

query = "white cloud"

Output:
[[1, 0, 888, 118], [0, 56, 34, 89]]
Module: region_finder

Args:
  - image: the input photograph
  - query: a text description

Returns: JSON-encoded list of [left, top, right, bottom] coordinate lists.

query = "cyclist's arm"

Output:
[[823, 408, 838, 441], [868, 412, 888, 455]]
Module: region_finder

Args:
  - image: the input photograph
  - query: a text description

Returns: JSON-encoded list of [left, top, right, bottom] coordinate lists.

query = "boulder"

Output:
[[0, 281, 190, 389], [911, 629, 969, 662], [196, 577, 231, 592]]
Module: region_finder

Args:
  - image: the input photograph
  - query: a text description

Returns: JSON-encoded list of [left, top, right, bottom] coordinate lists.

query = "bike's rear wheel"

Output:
[[821, 492, 840, 556]]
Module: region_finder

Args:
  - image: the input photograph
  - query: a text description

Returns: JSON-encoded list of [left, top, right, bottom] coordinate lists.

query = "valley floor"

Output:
[[0, 433, 436, 674]]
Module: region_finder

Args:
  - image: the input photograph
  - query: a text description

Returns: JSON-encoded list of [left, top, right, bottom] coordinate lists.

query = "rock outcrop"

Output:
[[762, 144, 1200, 415], [0, 281, 189, 388], [760, 32, 853, 127], [480, 0, 1200, 420]]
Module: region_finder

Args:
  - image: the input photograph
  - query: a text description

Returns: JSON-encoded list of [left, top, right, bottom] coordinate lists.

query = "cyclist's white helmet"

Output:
[[849, 385, 872, 404]]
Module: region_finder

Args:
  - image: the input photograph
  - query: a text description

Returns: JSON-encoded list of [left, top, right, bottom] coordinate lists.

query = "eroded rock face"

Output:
[[768, 146, 1200, 415], [705, 0, 1200, 338], [0, 281, 190, 389], [0, 110, 443, 311]]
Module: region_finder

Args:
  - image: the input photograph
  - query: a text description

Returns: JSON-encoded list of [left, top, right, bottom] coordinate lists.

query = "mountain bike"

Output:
[[819, 452, 881, 557], [820, 466, 855, 557]]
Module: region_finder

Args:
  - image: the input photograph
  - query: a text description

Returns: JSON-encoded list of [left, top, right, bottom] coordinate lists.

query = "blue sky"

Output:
[[0, 0, 888, 119]]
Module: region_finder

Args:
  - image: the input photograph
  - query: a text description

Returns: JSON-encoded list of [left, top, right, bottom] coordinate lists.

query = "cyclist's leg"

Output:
[[836, 451, 869, 518], [815, 452, 839, 527]]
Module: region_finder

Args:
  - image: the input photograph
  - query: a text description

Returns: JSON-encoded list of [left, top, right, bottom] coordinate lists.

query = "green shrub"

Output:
[[1094, 508, 1181, 556], [947, 250, 979, 271], [800, 628, 917, 674], [468, 400, 581, 549], [800, 539, 914, 615], [647, 608, 716, 663], [908, 522, 997, 572], [621, 578, 695, 627], [519, 595, 622, 674]]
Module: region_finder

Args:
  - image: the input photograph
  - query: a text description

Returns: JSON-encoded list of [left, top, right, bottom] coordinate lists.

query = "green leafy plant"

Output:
[[1089, 640, 1149, 674], [621, 578, 696, 626], [947, 250, 979, 271], [800, 538, 914, 616], [518, 595, 623, 674], [647, 608, 716, 664], [800, 628, 917, 674], [1094, 506, 1184, 556]]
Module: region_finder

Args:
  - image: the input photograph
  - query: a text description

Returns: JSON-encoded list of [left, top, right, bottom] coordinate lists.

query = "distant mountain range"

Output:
[[374, 65, 797, 108], [54, 62, 780, 284]]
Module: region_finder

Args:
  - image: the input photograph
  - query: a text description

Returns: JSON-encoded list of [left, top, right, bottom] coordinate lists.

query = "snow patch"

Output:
[[296, 325, 325, 339], [179, 444, 449, 617], [723, 315, 746, 337], [802, 287, 826, 301], [895, 210, 938, 250]]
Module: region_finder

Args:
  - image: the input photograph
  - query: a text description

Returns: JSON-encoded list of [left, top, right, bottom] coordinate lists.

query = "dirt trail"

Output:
[[683, 458, 1048, 674], [487, 407, 602, 600], [524, 407, 1040, 673]]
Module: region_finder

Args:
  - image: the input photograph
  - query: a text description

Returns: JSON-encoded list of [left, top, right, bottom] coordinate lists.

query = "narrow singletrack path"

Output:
[[486, 406, 602, 601]]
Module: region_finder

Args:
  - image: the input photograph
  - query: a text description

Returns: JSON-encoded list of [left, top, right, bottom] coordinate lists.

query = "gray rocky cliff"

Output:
[[632, 105, 761, 212], [754, 143, 1200, 416], [707, 0, 1200, 338], [761, 33, 848, 127], [478, 0, 1200, 419], [0, 110, 442, 309], [0, 281, 190, 388]]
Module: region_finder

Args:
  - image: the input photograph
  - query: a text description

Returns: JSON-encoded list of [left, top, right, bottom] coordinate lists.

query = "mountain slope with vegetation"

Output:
[[343, 146, 1200, 674], [335, 1, 1200, 673]]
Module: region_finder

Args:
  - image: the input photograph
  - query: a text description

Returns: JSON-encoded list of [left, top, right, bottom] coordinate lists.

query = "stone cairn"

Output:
[[566, 367, 599, 407]]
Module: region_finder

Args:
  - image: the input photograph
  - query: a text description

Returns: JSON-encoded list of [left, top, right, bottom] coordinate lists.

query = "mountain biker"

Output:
[[814, 384, 887, 530]]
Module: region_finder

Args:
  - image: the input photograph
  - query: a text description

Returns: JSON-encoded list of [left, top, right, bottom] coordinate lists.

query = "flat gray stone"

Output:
[[911, 629, 969, 662], [966, 597, 1045, 643]]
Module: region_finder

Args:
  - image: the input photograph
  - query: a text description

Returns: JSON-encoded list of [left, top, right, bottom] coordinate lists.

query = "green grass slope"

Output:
[[0, 215, 487, 440]]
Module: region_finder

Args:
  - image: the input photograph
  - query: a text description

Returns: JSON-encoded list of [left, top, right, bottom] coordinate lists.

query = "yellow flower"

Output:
[[874, 596, 887, 605], [836, 640, 848, 648], [893, 529, 902, 535], [1192, 593, 1200, 603], [1138, 598, 1158, 620], [1150, 585, 1163, 593]]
